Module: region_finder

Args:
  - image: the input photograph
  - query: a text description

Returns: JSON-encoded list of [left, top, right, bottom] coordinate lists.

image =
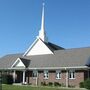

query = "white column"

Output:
[[23, 70, 26, 84], [13, 70, 16, 83], [36, 77, 37, 86], [36, 71, 38, 86], [66, 70, 68, 87]]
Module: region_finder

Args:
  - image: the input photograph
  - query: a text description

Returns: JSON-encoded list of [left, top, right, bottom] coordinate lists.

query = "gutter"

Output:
[[0, 66, 89, 71], [27, 66, 89, 70]]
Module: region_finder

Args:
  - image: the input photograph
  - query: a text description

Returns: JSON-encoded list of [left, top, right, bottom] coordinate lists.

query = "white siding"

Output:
[[26, 39, 53, 56], [11, 58, 25, 68], [16, 60, 25, 67]]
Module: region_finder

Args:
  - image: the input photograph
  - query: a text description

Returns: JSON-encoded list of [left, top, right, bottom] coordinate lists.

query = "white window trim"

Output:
[[69, 70, 75, 79], [56, 70, 61, 79], [44, 70, 49, 79]]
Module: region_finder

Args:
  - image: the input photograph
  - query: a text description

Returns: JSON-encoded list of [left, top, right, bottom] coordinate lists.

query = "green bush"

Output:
[[54, 82, 61, 87], [48, 82, 53, 86], [79, 82, 84, 88], [2, 74, 13, 84], [41, 82, 43, 86], [2, 74, 8, 84], [41, 81, 47, 86], [7, 75, 13, 84], [68, 85, 75, 88], [84, 79, 90, 89], [61, 83, 65, 87]]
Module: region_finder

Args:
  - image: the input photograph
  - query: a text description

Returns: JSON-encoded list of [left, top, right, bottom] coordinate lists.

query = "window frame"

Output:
[[69, 70, 75, 79], [32, 70, 38, 79], [56, 70, 61, 79], [44, 70, 49, 79]]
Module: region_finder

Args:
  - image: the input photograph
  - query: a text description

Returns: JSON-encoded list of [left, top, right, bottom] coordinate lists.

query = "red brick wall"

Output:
[[68, 70, 84, 87], [26, 70, 85, 87], [37, 71, 66, 86]]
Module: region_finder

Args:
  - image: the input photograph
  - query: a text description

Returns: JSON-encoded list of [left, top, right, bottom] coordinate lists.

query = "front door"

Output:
[[15, 71, 23, 83]]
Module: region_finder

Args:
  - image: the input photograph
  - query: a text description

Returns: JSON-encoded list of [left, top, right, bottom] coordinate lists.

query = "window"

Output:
[[56, 70, 61, 79], [44, 70, 49, 79], [69, 70, 75, 79], [32, 70, 38, 79]]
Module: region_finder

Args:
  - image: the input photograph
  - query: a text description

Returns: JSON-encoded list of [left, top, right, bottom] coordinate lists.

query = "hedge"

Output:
[[79, 79, 90, 89]]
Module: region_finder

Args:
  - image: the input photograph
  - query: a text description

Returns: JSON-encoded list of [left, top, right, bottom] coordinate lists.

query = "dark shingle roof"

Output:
[[85, 57, 90, 66], [0, 47, 90, 69], [0, 53, 23, 69], [20, 58, 30, 68], [45, 42, 64, 51], [24, 47, 90, 68]]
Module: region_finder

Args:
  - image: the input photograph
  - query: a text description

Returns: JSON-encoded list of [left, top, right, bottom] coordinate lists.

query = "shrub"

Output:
[[48, 82, 53, 86], [41, 81, 47, 86], [2, 74, 8, 84], [41, 82, 43, 86], [2, 74, 13, 84], [61, 83, 65, 87], [68, 85, 75, 88], [54, 82, 61, 87], [84, 79, 90, 89], [7, 75, 13, 84], [79, 82, 84, 88]]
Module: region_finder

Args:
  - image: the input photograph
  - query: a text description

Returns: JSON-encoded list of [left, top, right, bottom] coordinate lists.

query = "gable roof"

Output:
[[0, 47, 90, 70], [0, 53, 23, 69], [19, 58, 30, 68], [11, 57, 30, 69], [24, 47, 90, 69], [11, 58, 26, 68], [23, 38, 64, 56], [45, 42, 64, 51], [24, 38, 54, 56]]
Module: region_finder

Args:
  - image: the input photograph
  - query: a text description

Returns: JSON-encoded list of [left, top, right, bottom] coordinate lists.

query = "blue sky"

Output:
[[0, 0, 90, 57]]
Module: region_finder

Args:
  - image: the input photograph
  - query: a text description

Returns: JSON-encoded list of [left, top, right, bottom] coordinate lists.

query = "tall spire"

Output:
[[41, 3, 44, 33], [39, 3, 48, 43]]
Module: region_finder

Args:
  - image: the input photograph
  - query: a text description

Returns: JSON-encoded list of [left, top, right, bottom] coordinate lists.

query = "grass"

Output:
[[2, 85, 86, 90]]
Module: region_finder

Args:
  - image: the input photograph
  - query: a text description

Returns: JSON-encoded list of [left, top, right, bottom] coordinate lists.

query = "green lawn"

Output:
[[2, 85, 86, 90]]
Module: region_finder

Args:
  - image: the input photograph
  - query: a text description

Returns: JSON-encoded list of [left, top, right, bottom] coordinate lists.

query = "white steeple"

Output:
[[39, 3, 48, 43], [23, 3, 54, 56]]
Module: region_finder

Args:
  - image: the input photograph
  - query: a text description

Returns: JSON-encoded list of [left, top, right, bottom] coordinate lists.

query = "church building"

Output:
[[0, 4, 90, 87]]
